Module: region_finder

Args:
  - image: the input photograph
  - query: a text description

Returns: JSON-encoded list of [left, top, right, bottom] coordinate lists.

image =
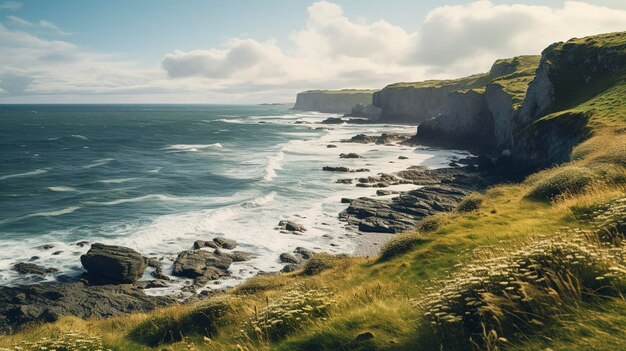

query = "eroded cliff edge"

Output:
[[292, 89, 376, 114], [414, 32, 626, 171]]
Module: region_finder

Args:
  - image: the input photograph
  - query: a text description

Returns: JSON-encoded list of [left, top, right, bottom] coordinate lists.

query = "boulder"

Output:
[[213, 237, 237, 249], [294, 247, 314, 259], [279, 253, 301, 264], [323, 166, 350, 172], [326, 144, 338, 148], [279, 220, 307, 232], [321, 117, 344, 124], [193, 240, 218, 249], [339, 153, 363, 159], [172, 250, 232, 289], [13, 262, 58, 276], [80, 243, 146, 284], [336, 179, 353, 184]]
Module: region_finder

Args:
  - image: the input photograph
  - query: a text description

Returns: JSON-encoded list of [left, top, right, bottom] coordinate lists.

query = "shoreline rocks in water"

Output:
[[172, 249, 233, 291], [13, 262, 58, 276], [80, 243, 147, 284], [342, 133, 413, 145], [339, 166, 504, 233]]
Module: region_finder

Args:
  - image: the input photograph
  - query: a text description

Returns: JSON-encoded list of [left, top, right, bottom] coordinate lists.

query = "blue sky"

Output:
[[1, 0, 625, 103]]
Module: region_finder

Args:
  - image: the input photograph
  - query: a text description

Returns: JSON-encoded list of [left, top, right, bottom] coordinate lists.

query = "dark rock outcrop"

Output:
[[13, 262, 58, 276], [340, 167, 503, 233], [80, 243, 147, 284], [278, 220, 307, 232], [172, 250, 232, 289], [343, 133, 412, 145], [0, 282, 173, 333]]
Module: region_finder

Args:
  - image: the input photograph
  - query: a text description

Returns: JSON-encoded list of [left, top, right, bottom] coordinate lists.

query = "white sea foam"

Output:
[[0, 168, 48, 181], [263, 150, 285, 181], [164, 143, 223, 152], [27, 206, 81, 218], [84, 194, 218, 206], [83, 158, 114, 169], [97, 178, 138, 184], [47, 186, 77, 192], [70, 134, 88, 140]]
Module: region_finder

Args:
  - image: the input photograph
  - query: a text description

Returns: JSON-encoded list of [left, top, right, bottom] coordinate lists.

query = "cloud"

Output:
[[0, 1, 21, 11], [407, 1, 626, 67], [2, 1, 626, 103], [0, 73, 32, 94], [8, 15, 72, 35], [160, 0, 626, 103], [162, 38, 285, 79]]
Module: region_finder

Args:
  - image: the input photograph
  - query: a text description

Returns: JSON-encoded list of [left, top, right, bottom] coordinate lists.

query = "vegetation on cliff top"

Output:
[[385, 54, 540, 104], [1, 33, 625, 351], [298, 89, 377, 94]]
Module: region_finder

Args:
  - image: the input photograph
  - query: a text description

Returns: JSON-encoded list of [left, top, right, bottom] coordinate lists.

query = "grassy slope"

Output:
[[1, 34, 625, 351]]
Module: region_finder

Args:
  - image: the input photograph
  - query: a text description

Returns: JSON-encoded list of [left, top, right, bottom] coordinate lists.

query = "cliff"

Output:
[[415, 56, 540, 149], [292, 89, 376, 114], [512, 32, 626, 170], [373, 56, 538, 124], [415, 32, 625, 170]]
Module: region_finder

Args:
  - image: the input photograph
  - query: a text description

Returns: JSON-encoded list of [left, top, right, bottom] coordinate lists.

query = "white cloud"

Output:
[[407, 1, 626, 67], [8, 15, 72, 35], [0, 1, 21, 11], [1, 1, 626, 102]]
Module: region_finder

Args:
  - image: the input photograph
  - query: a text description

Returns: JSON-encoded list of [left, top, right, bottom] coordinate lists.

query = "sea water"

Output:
[[0, 104, 468, 294]]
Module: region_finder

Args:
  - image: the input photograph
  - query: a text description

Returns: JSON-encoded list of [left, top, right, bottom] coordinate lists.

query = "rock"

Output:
[[336, 179, 353, 184], [0, 281, 173, 333], [213, 237, 237, 250], [80, 243, 147, 284], [145, 280, 169, 289], [343, 133, 412, 145], [293, 90, 374, 114], [323, 166, 350, 172], [294, 247, 314, 259], [37, 244, 55, 250], [281, 264, 301, 273], [326, 144, 338, 148], [150, 267, 171, 281], [28, 256, 40, 261], [52, 251, 63, 256], [218, 250, 251, 262], [353, 168, 370, 172], [193, 240, 218, 249], [376, 190, 394, 196], [13, 262, 58, 276], [398, 156, 409, 160], [339, 153, 363, 159], [355, 331, 375, 341], [75, 241, 90, 248], [321, 117, 344, 124], [279, 220, 307, 232], [341, 198, 354, 204], [172, 250, 232, 289], [279, 253, 301, 264]]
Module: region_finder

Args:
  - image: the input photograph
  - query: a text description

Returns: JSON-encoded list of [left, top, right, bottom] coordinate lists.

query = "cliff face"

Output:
[[417, 89, 495, 148], [414, 32, 625, 171], [292, 90, 375, 114], [511, 32, 626, 170], [374, 57, 536, 124], [414, 56, 540, 150]]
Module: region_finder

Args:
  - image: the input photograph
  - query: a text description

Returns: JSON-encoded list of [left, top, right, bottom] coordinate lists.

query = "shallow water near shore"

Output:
[[0, 104, 468, 294]]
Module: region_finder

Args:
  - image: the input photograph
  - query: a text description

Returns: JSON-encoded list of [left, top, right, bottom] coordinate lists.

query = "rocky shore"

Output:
[[0, 130, 500, 334]]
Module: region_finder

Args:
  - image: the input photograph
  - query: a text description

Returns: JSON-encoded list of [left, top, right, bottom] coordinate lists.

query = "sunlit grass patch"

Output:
[[378, 232, 428, 261], [456, 193, 484, 212], [0, 333, 110, 351], [415, 230, 626, 350]]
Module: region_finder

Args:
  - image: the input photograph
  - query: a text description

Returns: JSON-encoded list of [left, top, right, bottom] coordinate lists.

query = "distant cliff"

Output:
[[292, 90, 376, 114], [373, 57, 537, 124], [415, 31, 626, 171]]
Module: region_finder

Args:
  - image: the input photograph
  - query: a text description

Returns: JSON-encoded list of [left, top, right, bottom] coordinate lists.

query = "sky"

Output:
[[0, 0, 625, 103]]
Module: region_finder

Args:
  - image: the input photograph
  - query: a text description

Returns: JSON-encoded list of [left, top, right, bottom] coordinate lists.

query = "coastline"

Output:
[[0, 125, 485, 333]]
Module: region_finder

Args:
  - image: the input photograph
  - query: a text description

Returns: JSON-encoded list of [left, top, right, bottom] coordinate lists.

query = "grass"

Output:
[[1, 32, 625, 351], [456, 193, 484, 212]]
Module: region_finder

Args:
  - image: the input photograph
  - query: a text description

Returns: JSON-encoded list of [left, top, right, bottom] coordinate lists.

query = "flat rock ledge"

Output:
[[0, 281, 174, 333], [339, 166, 503, 233]]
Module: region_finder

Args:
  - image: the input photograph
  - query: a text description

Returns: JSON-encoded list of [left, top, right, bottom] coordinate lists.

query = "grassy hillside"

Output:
[[1, 35, 625, 351]]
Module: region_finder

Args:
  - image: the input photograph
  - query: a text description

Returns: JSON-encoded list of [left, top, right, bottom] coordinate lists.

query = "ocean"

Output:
[[0, 104, 467, 294]]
